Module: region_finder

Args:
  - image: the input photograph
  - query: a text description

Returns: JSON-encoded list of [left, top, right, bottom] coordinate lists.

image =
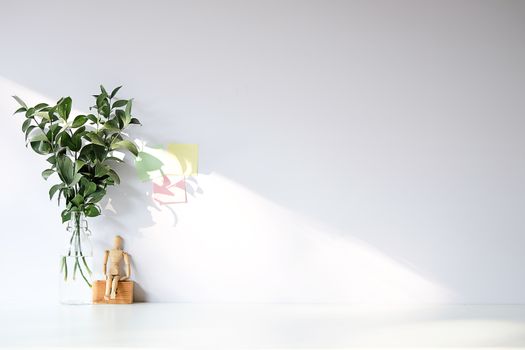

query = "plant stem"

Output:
[[77, 257, 92, 287], [76, 212, 81, 256], [73, 258, 79, 280], [82, 256, 92, 275], [62, 212, 92, 288], [67, 230, 75, 256], [63, 256, 68, 281]]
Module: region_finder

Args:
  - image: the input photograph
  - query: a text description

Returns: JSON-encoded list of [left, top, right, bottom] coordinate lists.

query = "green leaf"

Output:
[[58, 188, 70, 206], [72, 115, 88, 128], [84, 204, 101, 217], [41, 169, 55, 180], [24, 126, 36, 141], [12, 95, 28, 109], [21, 119, 32, 132], [68, 127, 84, 152], [48, 106, 58, 121], [86, 114, 98, 124], [46, 124, 61, 142], [111, 133, 124, 143], [108, 169, 120, 184], [57, 97, 72, 120], [14, 106, 27, 115], [71, 194, 84, 208], [35, 111, 50, 121], [111, 140, 138, 156], [30, 133, 49, 142], [25, 107, 35, 118], [85, 131, 105, 146], [112, 100, 128, 109], [130, 117, 141, 125], [96, 93, 108, 108], [125, 98, 132, 115], [70, 173, 83, 187], [114, 109, 125, 128], [100, 85, 108, 96], [105, 156, 124, 163], [61, 210, 71, 223], [57, 155, 76, 185], [30, 141, 52, 155], [75, 159, 86, 171], [100, 104, 110, 118], [124, 99, 132, 125], [34, 103, 49, 111], [46, 155, 56, 165], [95, 163, 109, 177], [87, 189, 106, 203], [59, 133, 72, 148], [82, 181, 97, 197], [73, 126, 86, 136], [79, 144, 106, 163], [110, 86, 122, 98], [103, 118, 120, 131], [49, 184, 63, 200]]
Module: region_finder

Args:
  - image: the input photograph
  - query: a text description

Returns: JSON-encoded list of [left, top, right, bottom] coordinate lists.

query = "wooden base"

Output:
[[92, 280, 134, 304]]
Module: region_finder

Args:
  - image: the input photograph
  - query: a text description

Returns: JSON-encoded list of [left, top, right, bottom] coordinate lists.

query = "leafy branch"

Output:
[[13, 85, 141, 223]]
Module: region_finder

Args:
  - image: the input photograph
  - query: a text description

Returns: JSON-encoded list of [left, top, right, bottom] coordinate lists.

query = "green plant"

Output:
[[12, 85, 141, 286]]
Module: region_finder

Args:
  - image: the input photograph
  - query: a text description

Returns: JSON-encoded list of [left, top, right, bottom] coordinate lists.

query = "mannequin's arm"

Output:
[[102, 250, 109, 278], [120, 252, 131, 280]]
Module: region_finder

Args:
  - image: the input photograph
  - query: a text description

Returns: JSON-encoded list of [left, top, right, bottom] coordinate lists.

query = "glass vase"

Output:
[[59, 212, 93, 304]]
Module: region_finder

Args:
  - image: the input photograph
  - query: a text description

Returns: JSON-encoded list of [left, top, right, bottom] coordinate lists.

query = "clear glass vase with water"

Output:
[[60, 212, 93, 304]]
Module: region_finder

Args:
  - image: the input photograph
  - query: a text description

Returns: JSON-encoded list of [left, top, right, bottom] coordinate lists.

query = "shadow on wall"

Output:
[[95, 143, 205, 302]]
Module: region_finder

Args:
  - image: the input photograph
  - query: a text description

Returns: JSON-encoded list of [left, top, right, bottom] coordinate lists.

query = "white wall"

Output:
[[1, 0, 524, 304]]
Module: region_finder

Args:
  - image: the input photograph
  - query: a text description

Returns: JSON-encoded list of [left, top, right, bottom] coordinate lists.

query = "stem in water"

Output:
[[62, 212, 92, 287]]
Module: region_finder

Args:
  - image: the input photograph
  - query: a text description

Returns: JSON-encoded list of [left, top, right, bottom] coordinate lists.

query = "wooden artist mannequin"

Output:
[[103, 235, 131, 300]]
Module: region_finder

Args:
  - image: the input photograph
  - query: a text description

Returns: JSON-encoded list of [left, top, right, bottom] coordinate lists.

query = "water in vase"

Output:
[[59, 255, 93, 304]]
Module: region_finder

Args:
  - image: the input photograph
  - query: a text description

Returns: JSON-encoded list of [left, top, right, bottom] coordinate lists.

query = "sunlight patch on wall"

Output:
[[0, 76, 88, 118], [133, 172, 452, 304]]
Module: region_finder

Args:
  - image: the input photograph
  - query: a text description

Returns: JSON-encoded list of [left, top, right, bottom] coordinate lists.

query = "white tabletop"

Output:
[[1, 303, 524, 349]]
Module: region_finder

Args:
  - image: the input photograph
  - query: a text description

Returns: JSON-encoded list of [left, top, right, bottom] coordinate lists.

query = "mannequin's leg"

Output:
[[104, 275, 112, 300], [110, 275, 120, 299]]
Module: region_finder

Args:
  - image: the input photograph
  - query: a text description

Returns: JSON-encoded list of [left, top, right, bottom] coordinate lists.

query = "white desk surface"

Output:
[[1, 303, 524, 349]]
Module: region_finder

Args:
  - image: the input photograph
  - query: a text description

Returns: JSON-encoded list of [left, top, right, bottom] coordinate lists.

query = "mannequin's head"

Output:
[[114, 235, 124, 249]]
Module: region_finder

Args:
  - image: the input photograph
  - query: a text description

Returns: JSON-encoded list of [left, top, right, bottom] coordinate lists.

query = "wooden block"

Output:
[[92, 280, 134, 304]]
